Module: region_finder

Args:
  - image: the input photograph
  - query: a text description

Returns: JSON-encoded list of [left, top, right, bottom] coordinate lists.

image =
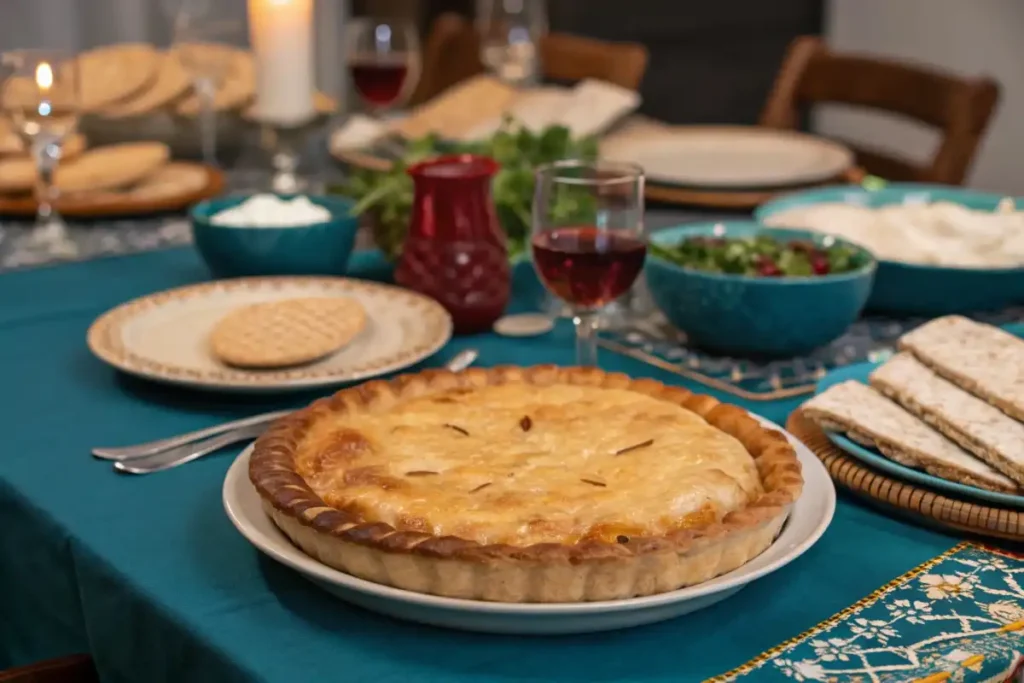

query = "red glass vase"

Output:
[[395, 154, 510, 334]]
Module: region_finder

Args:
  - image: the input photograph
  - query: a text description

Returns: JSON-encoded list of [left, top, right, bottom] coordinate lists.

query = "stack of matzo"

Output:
[[802, 315, 1024, 494]]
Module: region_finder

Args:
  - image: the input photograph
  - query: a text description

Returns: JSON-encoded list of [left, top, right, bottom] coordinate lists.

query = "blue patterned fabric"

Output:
[[718, 543, 1024, 683]]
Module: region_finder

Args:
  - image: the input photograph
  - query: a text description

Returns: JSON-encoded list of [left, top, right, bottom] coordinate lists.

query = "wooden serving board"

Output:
[[787, 410, 1024, 542], [0, 163, 225, 218]]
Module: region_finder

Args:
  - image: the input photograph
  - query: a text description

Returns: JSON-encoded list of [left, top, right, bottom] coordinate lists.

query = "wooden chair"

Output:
[[0, 655, 98, 683], [411, 12, 648, 105], [760, 36, 1000, 185]]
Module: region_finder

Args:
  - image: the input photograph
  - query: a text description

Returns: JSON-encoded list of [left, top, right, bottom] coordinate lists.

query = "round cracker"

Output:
[[210, 297, 367, 369], [174, 46, 255, 115], [75, 43, 160, 112], [99, 52, 192, 118], [76, 162, 209, 202], [57, 142, 169, 193], [0, 157, 35, 192], [0, 141, 170, 194]]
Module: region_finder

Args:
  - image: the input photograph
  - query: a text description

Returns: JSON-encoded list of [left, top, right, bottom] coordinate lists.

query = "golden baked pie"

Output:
[[250, 366, 804, 602]]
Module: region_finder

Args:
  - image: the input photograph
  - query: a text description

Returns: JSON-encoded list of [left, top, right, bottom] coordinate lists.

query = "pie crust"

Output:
[[250, 366, 804, 602]]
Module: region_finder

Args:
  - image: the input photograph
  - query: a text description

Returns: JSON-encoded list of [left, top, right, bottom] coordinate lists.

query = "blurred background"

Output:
[[0, 0, 1020, 193]]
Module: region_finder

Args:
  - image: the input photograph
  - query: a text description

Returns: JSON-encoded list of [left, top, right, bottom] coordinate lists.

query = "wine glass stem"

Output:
[[30, 140, 76, 256], [34, 142, 58, 218], [197, 79, 217, 166], [573, 311, 600, 367]]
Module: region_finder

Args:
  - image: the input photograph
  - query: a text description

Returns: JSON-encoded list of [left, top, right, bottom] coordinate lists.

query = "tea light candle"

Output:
[[247, 0, 316, 126]]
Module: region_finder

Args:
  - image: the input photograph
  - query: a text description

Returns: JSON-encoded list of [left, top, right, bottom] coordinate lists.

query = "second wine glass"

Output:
[[0, 49, 81, 256], [531, 160, 646, 366], [173, 0, 246, 166], [477, 0, 547, 87], [345, 18, 420, 117]]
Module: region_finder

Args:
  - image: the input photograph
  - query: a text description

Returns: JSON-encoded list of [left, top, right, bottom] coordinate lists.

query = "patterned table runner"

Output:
[[713, 543, 1024, 682]]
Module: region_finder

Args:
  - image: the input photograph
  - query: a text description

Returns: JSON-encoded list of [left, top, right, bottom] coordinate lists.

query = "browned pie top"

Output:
[[290, 381, 764, 547]]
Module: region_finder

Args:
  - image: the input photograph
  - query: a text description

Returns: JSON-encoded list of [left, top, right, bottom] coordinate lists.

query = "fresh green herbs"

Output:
[[649, 234, 865, 277], [334, 119, 599, 260]]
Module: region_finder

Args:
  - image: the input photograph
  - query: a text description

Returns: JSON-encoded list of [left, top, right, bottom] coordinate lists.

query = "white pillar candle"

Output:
[[247, 0, 316, 126]]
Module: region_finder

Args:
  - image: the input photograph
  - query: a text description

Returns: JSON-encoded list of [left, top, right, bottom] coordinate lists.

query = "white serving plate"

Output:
[[223, 415, 835, 634], [600, 125, 854, 189], [87, 276, 452, 393]]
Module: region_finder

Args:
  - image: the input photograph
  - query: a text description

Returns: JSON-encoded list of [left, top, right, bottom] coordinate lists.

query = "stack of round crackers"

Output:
[[0, 42, 339, 213], [0, 139, 211, 206], [79, 42, 337, 122]]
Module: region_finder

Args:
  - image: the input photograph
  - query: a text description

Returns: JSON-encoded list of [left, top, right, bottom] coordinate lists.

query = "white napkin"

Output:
[[329, 114, 391, 152], [462, 79, 642, 141]]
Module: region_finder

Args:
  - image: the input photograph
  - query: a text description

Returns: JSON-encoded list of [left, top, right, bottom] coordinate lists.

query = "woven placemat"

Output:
[[786, 410, 1024, 542]]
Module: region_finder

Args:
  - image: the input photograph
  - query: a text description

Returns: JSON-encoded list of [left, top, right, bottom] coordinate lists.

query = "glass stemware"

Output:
[[173, 0, 246, 166], [531, 160, 646, 366], [345, 18, 420, 118], [0, 49, 81, 257], [476, 0, 547, 88]]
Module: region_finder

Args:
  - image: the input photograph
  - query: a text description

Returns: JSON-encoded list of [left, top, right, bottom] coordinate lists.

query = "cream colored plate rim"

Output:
[[86, 276, 453, 391], [601, 125, 855, 189], [223, 414, 836, 613]]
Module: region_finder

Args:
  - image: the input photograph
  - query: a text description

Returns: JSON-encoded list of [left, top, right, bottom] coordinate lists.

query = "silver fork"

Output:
[[93, 348, 480, 462], [113, 423, 269, 475], [109, 348, 480, 475], [92, 410, 292, 461]]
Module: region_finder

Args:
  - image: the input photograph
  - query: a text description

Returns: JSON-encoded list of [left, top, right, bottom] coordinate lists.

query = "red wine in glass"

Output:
[[349, 55, 409, 108], [532, 226, 647, 310]]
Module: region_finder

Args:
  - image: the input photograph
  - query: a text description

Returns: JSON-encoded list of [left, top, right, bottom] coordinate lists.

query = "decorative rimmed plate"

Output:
[[87, 276, 453, 393], [599, 125, 854, 189], [814, 352, 1024, 510], [223, 414, 835, 634]]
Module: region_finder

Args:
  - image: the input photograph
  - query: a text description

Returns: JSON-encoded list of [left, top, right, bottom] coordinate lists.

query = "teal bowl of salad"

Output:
[[646, 221, 876, 357], [755, 184, 1024, 315]]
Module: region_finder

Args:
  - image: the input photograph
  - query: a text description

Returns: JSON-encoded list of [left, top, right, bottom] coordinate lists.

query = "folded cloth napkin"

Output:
[[713, 542, 1024, 683]]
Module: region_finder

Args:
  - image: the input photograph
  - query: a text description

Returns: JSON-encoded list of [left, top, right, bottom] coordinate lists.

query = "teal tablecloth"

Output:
[[0, 248, 960, 682]]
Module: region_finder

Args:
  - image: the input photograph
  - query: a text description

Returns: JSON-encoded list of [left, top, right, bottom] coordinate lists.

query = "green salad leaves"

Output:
[[336, 120, 600, 260], [650, 235, 865, 277]]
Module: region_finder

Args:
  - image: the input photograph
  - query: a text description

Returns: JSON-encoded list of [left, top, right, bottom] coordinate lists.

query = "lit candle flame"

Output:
[[35, 62, 53, 91]]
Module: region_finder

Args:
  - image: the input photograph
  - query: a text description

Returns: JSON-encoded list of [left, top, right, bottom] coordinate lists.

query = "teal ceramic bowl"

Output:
[[191, 194, 360, 278], [755, 184, 1024, 315], [646, 222, 876, 357]]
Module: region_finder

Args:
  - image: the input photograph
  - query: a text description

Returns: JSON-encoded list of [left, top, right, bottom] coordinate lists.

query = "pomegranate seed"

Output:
[[811, 257, 830, 275], [756, 258, 782, 276]]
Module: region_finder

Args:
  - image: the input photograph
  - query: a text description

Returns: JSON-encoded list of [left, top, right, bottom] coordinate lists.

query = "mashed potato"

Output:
[[763, 200, 1024, 268]]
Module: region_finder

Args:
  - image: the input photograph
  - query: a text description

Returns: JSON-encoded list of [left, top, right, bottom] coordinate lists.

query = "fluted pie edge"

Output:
[[249, 365, 804, 603]]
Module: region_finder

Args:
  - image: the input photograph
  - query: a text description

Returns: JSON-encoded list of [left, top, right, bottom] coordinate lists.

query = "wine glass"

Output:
[[345, 18, 420, 117], [476, 0, 547, 87], [172, 0, 246, 166], [531, 160, 646, 366], [0, 49, 81, 257]]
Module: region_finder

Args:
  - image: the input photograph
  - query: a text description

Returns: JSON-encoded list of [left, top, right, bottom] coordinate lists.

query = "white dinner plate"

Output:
[[600, 125, 854, 189], [223, 415, 835, 634], [87, 276, 452, 393]]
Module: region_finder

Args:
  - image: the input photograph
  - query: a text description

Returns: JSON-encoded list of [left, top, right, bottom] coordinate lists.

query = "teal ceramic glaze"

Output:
[[755, 184, 1024, 315], [815, 322, 1024, 509], [646, 221, 876, 357], [191, 194, 360, 278]]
